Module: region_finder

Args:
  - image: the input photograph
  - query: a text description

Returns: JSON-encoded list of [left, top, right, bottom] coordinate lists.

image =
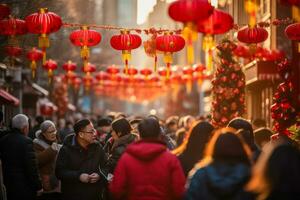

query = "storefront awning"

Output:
[[0, 89, 19, 106], [32, 83, 49, 96]]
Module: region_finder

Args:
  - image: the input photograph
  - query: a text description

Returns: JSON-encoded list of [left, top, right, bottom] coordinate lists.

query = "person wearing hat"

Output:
[[33, 120, 61, 200], [106, 117, 137, 173], [55, 119, 108, 200], [96, 117, 112, 146]]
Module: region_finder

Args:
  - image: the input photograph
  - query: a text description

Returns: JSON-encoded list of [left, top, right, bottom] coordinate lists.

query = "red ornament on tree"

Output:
[[25, 8, 62, 63], [237, 26, 269, 44], [26, 47, 43, 78], [69, 26, 101, 68], [110, 30, 141, 74], [156, 32, 185, 79]]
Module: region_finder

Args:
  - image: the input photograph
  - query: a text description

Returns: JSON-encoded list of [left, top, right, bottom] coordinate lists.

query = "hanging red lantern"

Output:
[[183, 66, 194, 94], [72, 77, 82, 90], [4, 46, 22, 57], [95, 71, 109, 85], [81, 62, 96, 76], [43, 59, 58, 82], [194, 63, 206, 88], [168, 0, 214, 64], [237, 26, 269, 44], [0, 4, 10, 20], [26, 47, 43, 78], [83, 75, 95, 90], [40, 102, 55, 116], [25, 8, 62, 63], [140, 68, 152, 80], [62, 61, 77, 82], [156, 32, 185, 79], [110, 30, 142, 74], [0, 16, 27, 37], [285, 22, 300, 52], [106, 65, 120, 75], [69, 26, 101, 68], [125, 67, 138, 82]]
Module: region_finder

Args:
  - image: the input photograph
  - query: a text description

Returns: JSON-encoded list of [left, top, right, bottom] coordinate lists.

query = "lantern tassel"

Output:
[[187, 42, 194, 65], [48, 69, 53, 84], [39, 34, 50, 49], [166, 62, 171, 80], [206, 50, 213, 73], [122, 50, 131, 75], [186, 79, 192, 94], [31, 61, 37, 78], [42, 49, 46, 64], [81, 46, 90, 60]]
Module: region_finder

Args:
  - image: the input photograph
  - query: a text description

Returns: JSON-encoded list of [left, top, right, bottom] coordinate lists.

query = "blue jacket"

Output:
[[186, 161, 254, 200]]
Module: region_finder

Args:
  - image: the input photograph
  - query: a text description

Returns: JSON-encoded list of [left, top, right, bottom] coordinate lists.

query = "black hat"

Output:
[[97, 117, 112, 127]]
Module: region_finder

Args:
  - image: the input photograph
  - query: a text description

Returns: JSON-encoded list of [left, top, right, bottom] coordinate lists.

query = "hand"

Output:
[[51, 142, 60, 151], [79, 173, 90, 183], [88, 173, 100, 183], [107, 173, 113, 182]]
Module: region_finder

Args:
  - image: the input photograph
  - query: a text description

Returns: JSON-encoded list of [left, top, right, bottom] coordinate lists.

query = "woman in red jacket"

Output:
[[109, 117, 186, 200]]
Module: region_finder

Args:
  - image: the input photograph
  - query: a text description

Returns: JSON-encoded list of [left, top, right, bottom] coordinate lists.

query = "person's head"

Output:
[[252, 118, 267, 130], [111, 117, 131, 140], [166, 116, 178, 132], [97, 117, 112, 133], [173, 121, 214, 159], [74, 119, 96, 145], [12, 114, 29, 135], [58, 118, 66, 129], [246, 143, 300, 199], [228, 117, 256, 150], [138, 117, 161, 139], [184, 115, 195, 130], [204, 127, 251, 165], [254, 127, 273, 148], [40, 120, 57, 142], [35, 116, 44, 125], [130, 118, 142, 132]]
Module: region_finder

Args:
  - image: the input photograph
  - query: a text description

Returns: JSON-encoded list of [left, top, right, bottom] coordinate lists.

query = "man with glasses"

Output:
[[55, 119, 108, 200]]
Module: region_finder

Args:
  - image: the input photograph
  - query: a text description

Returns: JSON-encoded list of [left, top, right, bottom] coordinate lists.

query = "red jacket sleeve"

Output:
[[169, 154, 186, 199], [109, 154, 128, 200]]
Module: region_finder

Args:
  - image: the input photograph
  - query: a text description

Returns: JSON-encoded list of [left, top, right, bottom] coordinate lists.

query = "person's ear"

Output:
[[78, 132, 84, 138]]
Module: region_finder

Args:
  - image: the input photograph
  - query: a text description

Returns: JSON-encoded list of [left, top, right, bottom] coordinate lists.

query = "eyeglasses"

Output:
[[81, 128, 96, 134]]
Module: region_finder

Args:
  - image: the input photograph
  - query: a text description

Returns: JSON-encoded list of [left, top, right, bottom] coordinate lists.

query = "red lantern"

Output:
[[81, 63, 96, 76], [26, 47, 43, 78], [69, 26, 101, 67], [197, 9, 233, 35], [183, 66, 194, 93], [110, 30, 142, 74], [95, 71, 109, 85], [140, 68, 152, 79], [62, 61, 77, 82], [0, 16, 27, 36], [125, 67, 138, 78], [237, 26, 269, 44], [40, 102, 55, 116], [83, 75, 95, 90], [4, 46, 22, 57], [43, 59, 58, 82], [0, 4, 10, 20], [106, 65, 120, 75], [168, 0, 214, 64], [285, 22, 300, 52], [156, 32, 185, 79], [25, 8, 62, 63], [72, 77, 82, 90]]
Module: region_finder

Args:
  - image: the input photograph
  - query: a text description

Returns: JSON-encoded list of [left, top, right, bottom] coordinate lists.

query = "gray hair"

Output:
[[12, 114, 29, 130], [40, 120, 56, 133]]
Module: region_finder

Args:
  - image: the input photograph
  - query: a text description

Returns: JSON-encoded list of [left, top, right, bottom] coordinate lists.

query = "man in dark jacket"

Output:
[[28, 116, 44, 140], [55, 119, 108, 200], [0, 114, 42, 200]]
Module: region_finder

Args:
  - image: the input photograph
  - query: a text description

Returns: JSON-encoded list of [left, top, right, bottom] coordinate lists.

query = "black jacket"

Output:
[[106, 134, 136, 173], [186, 161, 254, 200], [0, 129, 42, 200], [55, 134, 107, 200]]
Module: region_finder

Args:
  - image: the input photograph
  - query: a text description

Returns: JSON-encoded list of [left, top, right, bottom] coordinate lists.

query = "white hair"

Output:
[[12, 114, 29, 130]]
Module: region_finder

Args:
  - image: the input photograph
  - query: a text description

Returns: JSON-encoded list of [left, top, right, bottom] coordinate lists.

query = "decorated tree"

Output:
[[271, 59, 299, 139], [52, 77, 69, 118], [211, 39, 246, 127]]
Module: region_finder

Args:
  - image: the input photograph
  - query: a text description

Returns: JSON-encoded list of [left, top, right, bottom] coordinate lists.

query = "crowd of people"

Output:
[[0, 111, 299, 200]]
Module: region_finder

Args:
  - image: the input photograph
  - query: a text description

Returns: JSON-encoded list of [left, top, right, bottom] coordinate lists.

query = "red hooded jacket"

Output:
[[109, 140, 186, 200]]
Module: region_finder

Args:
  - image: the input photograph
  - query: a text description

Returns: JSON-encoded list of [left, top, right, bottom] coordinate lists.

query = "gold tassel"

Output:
[[154, 55, 157, 72], [206, 50, 213, 73], [186, 79, 192, 94], [183, 23, 197, 65], [122, 50, 131, 75], [42, 50, 46, 64], [39, 34, 50, 48], [166, 62, 171, 80], [202, 35, 214, 51], [80, 46, 90, 59], [31, 61, 37, 78]]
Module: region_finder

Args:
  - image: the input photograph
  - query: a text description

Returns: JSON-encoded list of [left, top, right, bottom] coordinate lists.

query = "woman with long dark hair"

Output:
[[186, 127, 254, 200], [173, 121, 214, 176]]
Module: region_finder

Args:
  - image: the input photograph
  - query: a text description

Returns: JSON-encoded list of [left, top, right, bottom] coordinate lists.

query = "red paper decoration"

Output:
[[72, 77, 82, 90], [110, 30, 142, 74], [26, 47, 43, 78], [143, 35, 159, 71], [197, 9, 233, 35], [285, 22, 300, 52], [0, 4, 10, 20], [237, 26, 269, 44], [25, 8, 62, 63], [69, 26, 101, 67], [62, 61, 77, 82], [95, 71, 109, 85], [106, 65, 120, 75], [156, 32, 185, 79], [0, 16, 27, 36], [81, 63, 96, 76], [43, 59, 58, 82], [233, 44, 251, 58], [40, 102, 56, 116], [4, 46, 22, 57], [125, 67, 138, 76], [140, 68, 152, 79]]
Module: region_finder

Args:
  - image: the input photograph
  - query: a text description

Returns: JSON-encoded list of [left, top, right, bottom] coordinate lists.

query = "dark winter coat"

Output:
[[178, 152, 202, 177], [55, 134, 107, 200], [186, 161, 254, 200], [106, 134, 136, 173], [109, 140, 186, 200], [33, 133, 60, 192], [0, 128, 42, 200]]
